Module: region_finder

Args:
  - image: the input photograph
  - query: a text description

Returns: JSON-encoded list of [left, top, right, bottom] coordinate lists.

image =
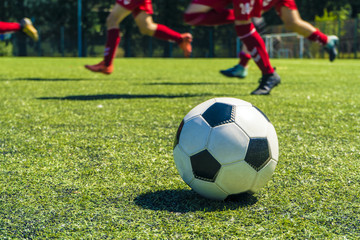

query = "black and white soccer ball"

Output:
[[173, 98, 279, 200]]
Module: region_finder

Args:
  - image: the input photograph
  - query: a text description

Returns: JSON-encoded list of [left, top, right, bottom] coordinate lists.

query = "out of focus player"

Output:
[[220, 0, 338, 78], [85, 0, 193, 75], [227, 0, 281, 95], [183, 0, 338, 81], [0, 18, 38, 41], [183, 0, 234, 26], [184, 0, 280, 95]]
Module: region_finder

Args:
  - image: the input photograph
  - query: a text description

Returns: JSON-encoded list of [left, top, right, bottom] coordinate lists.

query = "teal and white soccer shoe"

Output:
[[324, 35, 338, 62], [220, 64, 248, 78]]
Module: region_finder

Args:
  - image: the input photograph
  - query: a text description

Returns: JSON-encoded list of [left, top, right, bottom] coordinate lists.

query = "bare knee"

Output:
[[138, 22, 157, 36], [281, 8, 305, 32], [138, 25, 152, 35], [106, 13, 119, 29], [135, 13, 157, 36]]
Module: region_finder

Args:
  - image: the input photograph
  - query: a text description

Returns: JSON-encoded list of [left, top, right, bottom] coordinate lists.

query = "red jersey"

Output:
[[190, 0, 298, 19], [233, 0, 263, 21], [116, 0, 154, 16], [190, 0, 232, 11]]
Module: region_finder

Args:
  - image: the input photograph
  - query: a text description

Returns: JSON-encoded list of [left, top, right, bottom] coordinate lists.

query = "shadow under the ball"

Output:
[[134, 189, 258, 213]]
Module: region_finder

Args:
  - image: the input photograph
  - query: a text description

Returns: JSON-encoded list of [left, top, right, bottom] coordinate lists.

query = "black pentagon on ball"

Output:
[[202, 102, 235, 127], [190, 150, 221, 182], [244, 138, 271, 171]]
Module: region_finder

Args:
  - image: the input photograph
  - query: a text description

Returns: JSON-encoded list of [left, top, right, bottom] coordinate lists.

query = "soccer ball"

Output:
[[173, 98, 279, 200]]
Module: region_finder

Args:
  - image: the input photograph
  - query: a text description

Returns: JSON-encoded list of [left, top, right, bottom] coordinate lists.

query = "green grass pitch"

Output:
[[0, 57, 359, 238]]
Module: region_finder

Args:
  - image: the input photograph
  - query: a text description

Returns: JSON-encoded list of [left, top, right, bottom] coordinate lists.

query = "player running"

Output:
[[184, 0, 234, 26], [185, 0, 280, 95], [229, 0, 281, 95], [220, 0, 338, 78], [0, 18, 39, 41], [183, 0, 338, 81], [85, 0, 193, 75]]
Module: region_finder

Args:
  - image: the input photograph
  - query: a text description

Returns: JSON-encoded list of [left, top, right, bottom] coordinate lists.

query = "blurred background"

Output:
[[0, 0, 359, 59]]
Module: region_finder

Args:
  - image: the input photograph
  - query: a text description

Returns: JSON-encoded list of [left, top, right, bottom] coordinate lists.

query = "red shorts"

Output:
[[116, 0, 154, 17], [262, 0, 298, 15], [233, 0, 262, 21], [190, 0, 232, 12]]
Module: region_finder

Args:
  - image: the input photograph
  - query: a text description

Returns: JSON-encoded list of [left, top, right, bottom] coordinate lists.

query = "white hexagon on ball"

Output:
[[267, 124, 279, 161], [179, 116, 211, 156], [216, 161, 257, 194], [207, 123, 249, 164], [235, 106, 270, 138], [250, 159, 278, 193], [173, 145, 194, 184], [190, 178, 228, 200]]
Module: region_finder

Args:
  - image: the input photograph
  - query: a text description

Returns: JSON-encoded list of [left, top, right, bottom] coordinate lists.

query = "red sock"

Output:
[[104, 28, 120, 66], [308, 29, 328, 45], [235, 24, 273, 75], [184, 9, 234, 26], [154, 24, 182, 44], [238, 51, 251, 67], [0, 22, 21, 33]]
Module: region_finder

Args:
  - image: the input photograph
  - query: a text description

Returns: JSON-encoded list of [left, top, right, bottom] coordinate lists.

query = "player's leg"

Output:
[[280, 7, 338, 61], [220, 16, 269, 78], [134, 12, 193, 57], [0, 19, 38, 41], [235, 21, 273, 76], [0, 21, 21, 33], [184, 0, 234, 26], [234, 18, 280, 95], [85, 3, 131, 74]]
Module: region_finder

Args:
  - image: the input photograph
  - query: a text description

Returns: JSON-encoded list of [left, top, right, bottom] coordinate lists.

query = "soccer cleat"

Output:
[[84, 61, 114, 75], [20, 18, 38, 41], [324, 35, 338, 62], [220, 64, 248, 78], [251, 70, 281, 95], [179, 33, 193, 57]]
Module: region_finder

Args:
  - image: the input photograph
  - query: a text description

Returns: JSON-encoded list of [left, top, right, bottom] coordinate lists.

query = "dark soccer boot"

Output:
[[251, 70, 281, 95], [324, 35, 338, 62]]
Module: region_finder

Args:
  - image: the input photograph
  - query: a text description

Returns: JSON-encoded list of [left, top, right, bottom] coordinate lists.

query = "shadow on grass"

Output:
[[134, 189, 257, 213], [144, 82, 234, 86], [7, 77, 88, 81], [37, 93, 217, 101], [143, 80, 246, 86]]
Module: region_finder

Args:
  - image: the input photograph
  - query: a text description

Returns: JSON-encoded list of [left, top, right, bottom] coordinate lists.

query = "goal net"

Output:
[[237, 32, 306, 59]]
